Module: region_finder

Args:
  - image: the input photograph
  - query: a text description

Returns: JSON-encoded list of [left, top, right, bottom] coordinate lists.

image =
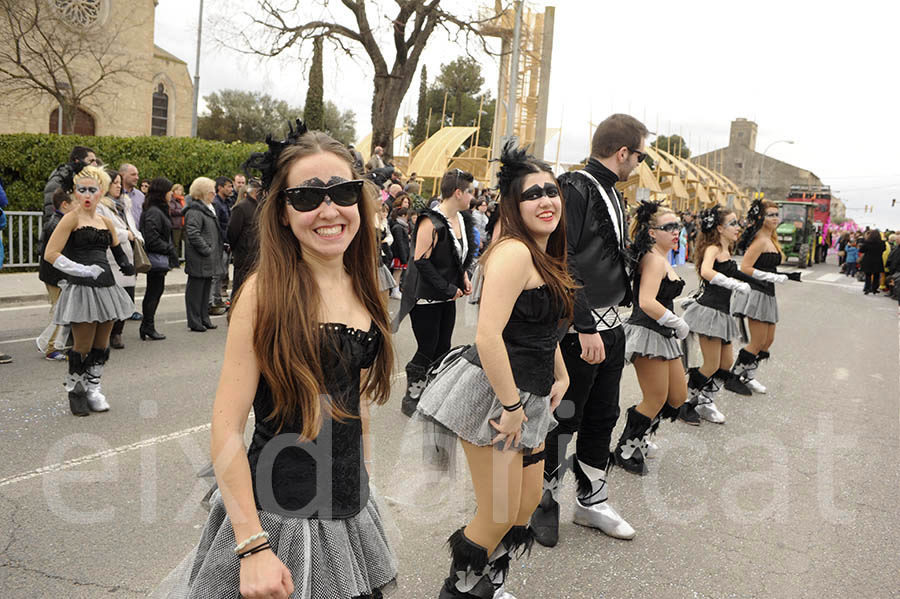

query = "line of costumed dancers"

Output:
[[150, 115, 801, 599]]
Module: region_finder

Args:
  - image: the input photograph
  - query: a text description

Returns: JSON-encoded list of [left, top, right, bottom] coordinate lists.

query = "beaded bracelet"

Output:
[[501, 400, 523, 412], [234, 531, 270, 554], [237, 542, 272, 560]]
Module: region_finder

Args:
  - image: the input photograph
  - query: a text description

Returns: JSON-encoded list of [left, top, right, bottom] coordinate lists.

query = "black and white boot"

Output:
[[85, 347, 111, 412], [572, 458, 635, 540], [401, 361, 429, 417], [65, 350, 90, 417], [529, 467, 562, 548], [644, 403, 679, 457], [489, 527, 533, 599], [678, 368, 707, 425], [725, 349, 756, 395], [695, 370, 726, 424], [438, 528, 495, 599], [614, 406, 653, 475]]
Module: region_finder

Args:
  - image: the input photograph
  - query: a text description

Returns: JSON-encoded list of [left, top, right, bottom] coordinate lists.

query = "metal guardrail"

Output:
[[2, 211, 43, 268]]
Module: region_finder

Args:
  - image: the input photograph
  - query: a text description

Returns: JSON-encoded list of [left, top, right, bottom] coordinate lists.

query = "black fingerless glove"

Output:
[[111, 244, 135, 276], [786, 271, 802, 282]]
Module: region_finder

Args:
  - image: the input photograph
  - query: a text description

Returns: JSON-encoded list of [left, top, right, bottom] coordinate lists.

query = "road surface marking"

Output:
[[0, 372, 406, 487], [816, 273, 842, 282]]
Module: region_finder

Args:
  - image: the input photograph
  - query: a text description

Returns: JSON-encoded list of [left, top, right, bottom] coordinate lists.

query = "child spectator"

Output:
[[844, 239, 859, 276]]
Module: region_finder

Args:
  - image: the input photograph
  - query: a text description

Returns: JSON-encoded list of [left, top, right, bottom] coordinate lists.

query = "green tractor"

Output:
[[775, 201, 816, 268]]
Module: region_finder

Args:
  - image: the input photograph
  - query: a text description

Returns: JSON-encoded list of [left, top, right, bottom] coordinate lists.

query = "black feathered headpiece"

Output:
[[242, 119, 309, 191], [626, 200, 664, 272], [496, 138, 551, 198], [737, 198, 765, 251], [699, 204, 723, 234]]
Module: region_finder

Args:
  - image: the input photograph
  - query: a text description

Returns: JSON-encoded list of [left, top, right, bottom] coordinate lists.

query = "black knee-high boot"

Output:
[[725, 349, 756, 396], [438, 528, 495, 599], [487, 526, 533, 599], [85, 347, 110, 412], [614, 406, 654, 475], [678, 368, 707, 425], [401, 360, 429, 417], [65, 350, 89, 417]]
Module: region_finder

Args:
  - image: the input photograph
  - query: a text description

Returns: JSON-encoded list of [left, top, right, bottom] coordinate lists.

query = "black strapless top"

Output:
[[697, 259, 740, 312], [62, 226, 115, 287], [467, 285, 562, 396], [628, 275, 685, 336], [246, 322, 382, 519], [753, 252, 782, 296]]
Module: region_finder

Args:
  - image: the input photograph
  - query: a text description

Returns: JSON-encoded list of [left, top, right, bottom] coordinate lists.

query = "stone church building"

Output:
[[692, 118, 823, 204], [0, 0, 193, 137]]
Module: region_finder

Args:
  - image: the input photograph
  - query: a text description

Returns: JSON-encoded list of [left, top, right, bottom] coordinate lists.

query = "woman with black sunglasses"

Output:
[[392, 168, 477, 417], [615, 202, 688, 474]]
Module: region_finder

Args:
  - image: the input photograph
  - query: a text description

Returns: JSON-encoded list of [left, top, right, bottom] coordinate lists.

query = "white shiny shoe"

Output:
[[573, 499, 636, 540], [494, 587, 517, 599], [746, 378, 767, 394], [644, 437, 659, 458], [694, 400, 725, 424]]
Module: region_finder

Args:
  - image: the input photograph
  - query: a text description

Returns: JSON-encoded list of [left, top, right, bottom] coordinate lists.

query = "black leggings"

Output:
[[408, 301, 457, 368], [864, 271, 879, 293], [142, 270, 167, 327]]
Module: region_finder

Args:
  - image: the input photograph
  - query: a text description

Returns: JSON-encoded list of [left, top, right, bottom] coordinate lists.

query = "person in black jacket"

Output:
[[183, 177, 225, 331], [389, 206, 411, 299], [392, 168, 476, 417], [210, 177, 233, 311], [859, 229, 887, 295], [139, 178, 179, 340], [35, 188, 75, 359], [42, 146, 97, 218], [530, 114, 648, 547], [226, 177, 263, 301]]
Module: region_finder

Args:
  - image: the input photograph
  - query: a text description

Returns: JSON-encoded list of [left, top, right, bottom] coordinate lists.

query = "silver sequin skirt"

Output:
[[682, 300, 741, 343], [52, 280, 134, 325], [624, 322, 683, 363], [730, 287, 778, 324], [150, 489, 397, 599], [415, 348, 557, 451]]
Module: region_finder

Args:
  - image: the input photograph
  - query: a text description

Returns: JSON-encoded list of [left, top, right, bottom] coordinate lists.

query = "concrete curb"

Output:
[[0, 283, 189, 308]]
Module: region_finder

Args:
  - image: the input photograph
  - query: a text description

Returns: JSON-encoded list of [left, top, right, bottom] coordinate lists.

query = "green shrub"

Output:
[[0, 134, 265, 212]]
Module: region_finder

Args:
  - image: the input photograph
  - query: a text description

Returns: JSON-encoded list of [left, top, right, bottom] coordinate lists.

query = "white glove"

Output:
[[752, 269, 788, 284], [656, 309, 691, 340], [53, 255, 104, 279], [710, 273, 751, 294]]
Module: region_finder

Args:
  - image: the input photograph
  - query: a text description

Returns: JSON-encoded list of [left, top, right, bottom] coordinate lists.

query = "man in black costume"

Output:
[[531, 114, 649, 546]]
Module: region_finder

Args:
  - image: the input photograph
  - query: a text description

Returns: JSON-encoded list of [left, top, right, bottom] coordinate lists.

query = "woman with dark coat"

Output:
[[183, 177, 225, 331], [859, 229, 886, 295], [225, 177, 263, 300], [138, 177, 178, 340]]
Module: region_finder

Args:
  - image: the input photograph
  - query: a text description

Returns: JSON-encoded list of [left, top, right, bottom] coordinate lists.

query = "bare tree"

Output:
[[0, 0, 140, 134], [230, 0, 508, 160]]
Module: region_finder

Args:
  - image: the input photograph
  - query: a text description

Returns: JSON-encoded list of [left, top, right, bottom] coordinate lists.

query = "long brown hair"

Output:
[[694, 207, 735, 280], [234, 133, 393, 440], [481, 169, 574, 321]]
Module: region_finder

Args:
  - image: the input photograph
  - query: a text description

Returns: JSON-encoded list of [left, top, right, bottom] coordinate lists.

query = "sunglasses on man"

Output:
[[282, 180, 364, 212], [629, 148, 647, 163]]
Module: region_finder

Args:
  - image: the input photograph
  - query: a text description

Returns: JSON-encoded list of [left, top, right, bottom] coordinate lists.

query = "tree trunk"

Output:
[[62, 102, 78, 136], [371, 60, 420, 163]]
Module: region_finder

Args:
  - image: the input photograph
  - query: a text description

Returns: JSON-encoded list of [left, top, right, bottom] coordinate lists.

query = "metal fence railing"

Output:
[[2, 211, 44, 268]]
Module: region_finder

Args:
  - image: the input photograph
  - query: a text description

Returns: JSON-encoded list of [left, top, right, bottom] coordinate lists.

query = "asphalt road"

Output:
[[0, 259, 898, 599]]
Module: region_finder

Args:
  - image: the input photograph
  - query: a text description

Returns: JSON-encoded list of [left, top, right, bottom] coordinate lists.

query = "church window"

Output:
[[52, 0, 104, 27], [152, 83, 169, 136]]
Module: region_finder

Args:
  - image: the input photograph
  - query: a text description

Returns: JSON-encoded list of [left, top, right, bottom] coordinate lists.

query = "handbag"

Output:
[[131, 237, 151, 274], [148, 251, 170, 272]]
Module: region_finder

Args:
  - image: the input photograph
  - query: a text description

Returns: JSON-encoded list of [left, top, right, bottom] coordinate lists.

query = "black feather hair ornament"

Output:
[[626, 200, 664, 273], [699, 204, 722, 234], [496, 138, 551, 198], [737, 198, 765, 252], [242, 118, 309, 191]]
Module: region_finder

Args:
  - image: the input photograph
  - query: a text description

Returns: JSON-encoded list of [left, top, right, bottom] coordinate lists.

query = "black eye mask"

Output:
[[521, 183, 560, 202]]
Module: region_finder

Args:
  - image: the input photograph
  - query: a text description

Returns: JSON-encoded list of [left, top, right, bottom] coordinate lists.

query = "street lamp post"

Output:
[[757, 139, 794, 196]]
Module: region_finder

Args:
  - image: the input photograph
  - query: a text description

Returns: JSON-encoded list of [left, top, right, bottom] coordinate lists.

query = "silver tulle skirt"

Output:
[[377, 264, 396, 291], [730, 287, 779, 324], [415, 348, 557, 452], [149, 489, 397, 599], [52, 280, 134, 325], [624, 322, 683, 363], [682, 300, 741, 343]]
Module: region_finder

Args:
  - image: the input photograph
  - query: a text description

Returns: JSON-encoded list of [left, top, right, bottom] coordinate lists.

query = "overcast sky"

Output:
[[154, 0, 900, 229]]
